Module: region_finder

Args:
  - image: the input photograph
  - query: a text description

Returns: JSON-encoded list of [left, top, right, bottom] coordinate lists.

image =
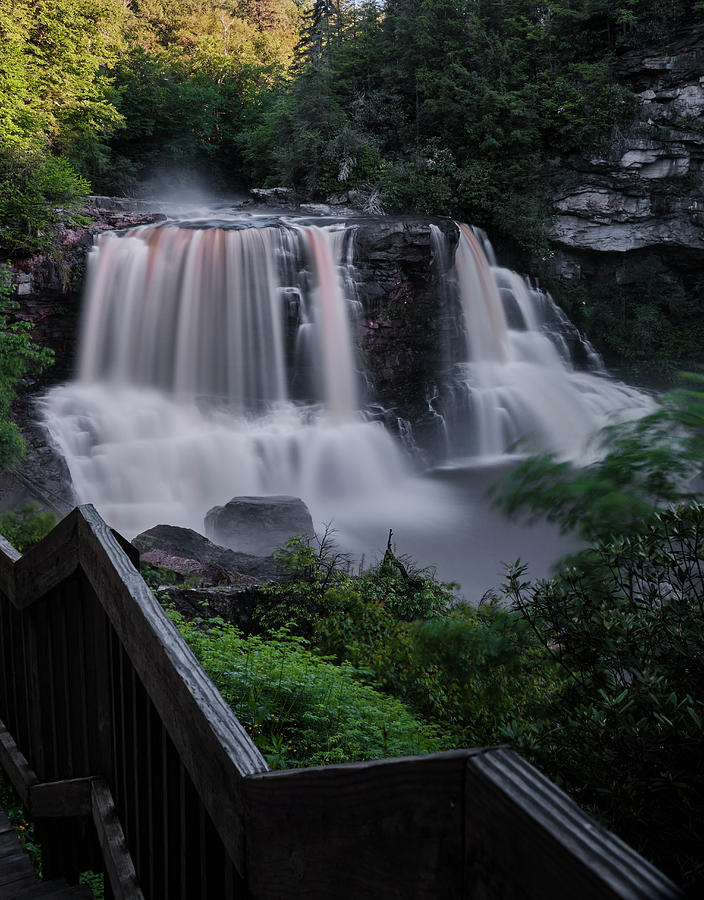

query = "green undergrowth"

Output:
[[0, 503, 56, 553], [489, 377, 704, 890], [169, 611, 445, 769], [314, 587, 560, 748], [167, 527, 561, 768]]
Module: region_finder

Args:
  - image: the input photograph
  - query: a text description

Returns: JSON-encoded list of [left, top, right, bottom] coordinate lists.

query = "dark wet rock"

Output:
[[133, 523, 280, 584], [249, 186, 298, 207], [204, 495, 315, 557], [0, 397, 76, 516], [353, 218, 461, 453], [157, 583, 265, 631]]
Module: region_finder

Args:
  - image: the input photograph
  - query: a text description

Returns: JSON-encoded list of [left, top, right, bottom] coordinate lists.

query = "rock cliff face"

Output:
[[549, 26, 704, 276], [353, 218, 458, 403]]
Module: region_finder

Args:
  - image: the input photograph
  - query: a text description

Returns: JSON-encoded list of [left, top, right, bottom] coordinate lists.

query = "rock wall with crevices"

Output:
[[548, 25, 704, 277]]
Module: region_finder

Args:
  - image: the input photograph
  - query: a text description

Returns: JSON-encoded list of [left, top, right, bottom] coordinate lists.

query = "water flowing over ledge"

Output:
[[41, 214, 653, 595]]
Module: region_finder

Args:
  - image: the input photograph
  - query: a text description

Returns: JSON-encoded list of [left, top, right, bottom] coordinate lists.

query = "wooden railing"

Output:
[[0, 505, 684, 899]]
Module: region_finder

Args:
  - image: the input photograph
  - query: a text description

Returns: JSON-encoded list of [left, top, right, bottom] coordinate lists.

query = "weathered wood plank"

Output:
[[0, 719, 38, 805], [0, 599, 10, 728], [0, 831, 24, 859], [463, 746, 685, 899], [76, 504, 268, 874], [29, 777, 93, 818], [0, 854, 35, 886], [22, 612, 46, 780], [12, 513, 79, 610], [244, 751, 470, 899], [82, 587, 113, 781], [0, 534, 20, 598], [91, 778, 144, 900]]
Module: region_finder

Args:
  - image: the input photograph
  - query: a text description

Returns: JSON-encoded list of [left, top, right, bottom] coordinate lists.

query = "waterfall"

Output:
[[42, 220, 407, 537], [435, 224, 653, 461], [41, 214, 652, 594]]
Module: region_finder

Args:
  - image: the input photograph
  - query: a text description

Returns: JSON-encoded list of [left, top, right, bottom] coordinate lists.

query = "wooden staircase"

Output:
[[0, 505, 686, 899], [0, 804, 93, 899]]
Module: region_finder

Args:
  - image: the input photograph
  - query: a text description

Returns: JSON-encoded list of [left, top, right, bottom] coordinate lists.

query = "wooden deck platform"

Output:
[[0, 804, 93, 899]]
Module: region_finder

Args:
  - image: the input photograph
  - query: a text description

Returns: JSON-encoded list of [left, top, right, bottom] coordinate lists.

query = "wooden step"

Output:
[[0, 806, 94, 899]]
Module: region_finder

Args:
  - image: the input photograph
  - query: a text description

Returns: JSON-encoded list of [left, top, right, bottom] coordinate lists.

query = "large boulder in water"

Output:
[[204, 495, 315, 557], [132, 524, 279, 584]]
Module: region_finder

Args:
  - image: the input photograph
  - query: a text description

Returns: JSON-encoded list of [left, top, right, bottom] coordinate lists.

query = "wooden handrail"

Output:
[[0, 505, 685, 898], [0, 723, 142, 899]]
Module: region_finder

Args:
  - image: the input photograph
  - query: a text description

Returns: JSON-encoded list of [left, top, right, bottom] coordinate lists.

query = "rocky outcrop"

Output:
[[204, 496, 315, 557], [132, 523, 280, 583], [352, 217, 460, 444], [549, 27, 704, 269], [156, 583, 263, 631], [9, 197, 166, 299]]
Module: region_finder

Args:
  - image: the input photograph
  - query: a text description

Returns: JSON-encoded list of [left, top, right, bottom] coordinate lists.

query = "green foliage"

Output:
[[502, 504, 704, 888], [79, 871, 104, 898], [549, 263, 704, 378], [356, 552, 456, 621], [0, 265, 54, 467], [0, 1, 124, 253], [92, 0, 301, 192], [492, 381, 704, 887], [537, 59, 635, 153], [254, 530, 351, 633], [255, 529, 458, 633], [0, 503, 57, 553], [492, 379, 704, 543], [170, 610, 444, 768], [0, 151, 91, 255], [316, 587, 560, 747]]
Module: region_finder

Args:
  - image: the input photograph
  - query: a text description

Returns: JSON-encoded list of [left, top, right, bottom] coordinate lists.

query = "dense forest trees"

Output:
[[0, 0, 300, 250], [2, 0, 703, 254]]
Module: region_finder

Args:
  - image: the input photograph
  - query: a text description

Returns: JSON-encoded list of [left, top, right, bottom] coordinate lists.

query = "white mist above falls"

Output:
[[42, 216, 652, 596]]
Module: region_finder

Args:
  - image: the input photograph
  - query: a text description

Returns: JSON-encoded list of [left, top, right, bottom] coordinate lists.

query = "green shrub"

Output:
[[256, 529, 457, 633], [0, 503, 56, 553], [0, 150, 90, 256], [356, 545, 457, 621], [316, 587, 560, 747], [253, 531, 350, 634], [0, 264, 54, 468], [493, 380, 704, 888], [502, 504, 704, 890], [170, 611, 445, 769]]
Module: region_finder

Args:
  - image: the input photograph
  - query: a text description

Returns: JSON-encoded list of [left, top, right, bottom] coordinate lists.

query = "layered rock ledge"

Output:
[[549, 26, 704, 271]]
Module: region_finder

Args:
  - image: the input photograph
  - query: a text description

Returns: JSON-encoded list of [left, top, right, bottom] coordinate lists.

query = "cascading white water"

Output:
[[80, 225, 287, 405], [301, 226, 359, 421], [439, 224, 653, 460], [43, 220, 409, 537], [41, 215, 653, 596]]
